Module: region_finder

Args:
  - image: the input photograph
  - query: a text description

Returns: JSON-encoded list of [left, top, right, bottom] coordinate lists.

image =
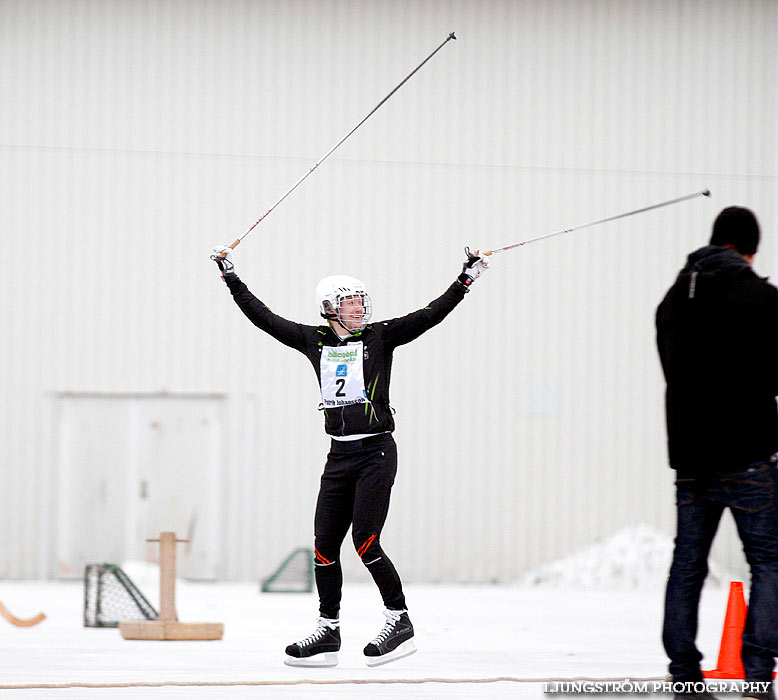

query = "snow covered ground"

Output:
[[0, 526, 749, 699]]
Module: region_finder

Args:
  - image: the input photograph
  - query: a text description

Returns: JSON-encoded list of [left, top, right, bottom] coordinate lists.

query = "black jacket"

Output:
[[656, 245, 778, 473], [224, 274, 467, 437]]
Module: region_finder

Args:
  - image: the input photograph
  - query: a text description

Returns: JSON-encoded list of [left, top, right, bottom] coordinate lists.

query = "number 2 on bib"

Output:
[[320, 343, 366, 407]]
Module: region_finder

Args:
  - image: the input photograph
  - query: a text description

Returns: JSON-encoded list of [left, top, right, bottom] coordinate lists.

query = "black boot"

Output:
[[363, 608, 416, 667], [284, 616, 340, 667]]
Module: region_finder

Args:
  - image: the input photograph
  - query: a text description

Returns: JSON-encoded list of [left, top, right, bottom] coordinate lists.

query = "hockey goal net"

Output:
[[83, 563, 158, 627], [261, 547, 314, 593]]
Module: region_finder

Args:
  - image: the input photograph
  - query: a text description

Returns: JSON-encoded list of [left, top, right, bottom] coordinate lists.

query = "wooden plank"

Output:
[[158, 532, 178, 622], [119, 621, 166, 640], [163, 621, 224, 641], [119, 621, 223, 641]]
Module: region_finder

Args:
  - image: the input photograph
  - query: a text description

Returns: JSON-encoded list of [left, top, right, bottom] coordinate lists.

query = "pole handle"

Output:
[[215, 239, 240, 260]]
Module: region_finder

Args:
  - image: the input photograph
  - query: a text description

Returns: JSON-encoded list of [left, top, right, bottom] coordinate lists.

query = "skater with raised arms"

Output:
[[212, 244, 490, 667]]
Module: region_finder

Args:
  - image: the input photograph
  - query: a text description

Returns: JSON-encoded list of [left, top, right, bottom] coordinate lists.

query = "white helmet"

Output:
[[315, 275, 372, 334]]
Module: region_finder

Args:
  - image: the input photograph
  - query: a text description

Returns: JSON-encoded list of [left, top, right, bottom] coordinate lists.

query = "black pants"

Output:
[[313, 433, 407, 619]]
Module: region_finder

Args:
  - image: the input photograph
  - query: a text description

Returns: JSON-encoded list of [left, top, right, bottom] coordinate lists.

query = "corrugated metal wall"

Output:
[[1, 0, 776, 582]]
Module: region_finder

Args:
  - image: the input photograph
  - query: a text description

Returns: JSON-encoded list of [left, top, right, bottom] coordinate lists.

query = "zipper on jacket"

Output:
[[688, 270, 698, 299]]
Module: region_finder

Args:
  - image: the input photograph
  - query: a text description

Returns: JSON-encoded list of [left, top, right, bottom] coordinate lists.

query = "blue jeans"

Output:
[[663, 461, 778, 682]]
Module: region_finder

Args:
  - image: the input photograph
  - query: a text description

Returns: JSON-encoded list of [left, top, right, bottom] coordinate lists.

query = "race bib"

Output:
[[320, 343, 366, 408]]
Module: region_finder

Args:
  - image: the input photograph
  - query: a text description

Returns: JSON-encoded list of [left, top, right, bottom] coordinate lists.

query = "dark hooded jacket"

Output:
[[656, 246, 778, 473]]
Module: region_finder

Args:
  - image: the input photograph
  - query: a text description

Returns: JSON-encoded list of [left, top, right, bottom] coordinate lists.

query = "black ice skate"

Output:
[[363, 608, 416, 667], [284, 616, 340, 667]]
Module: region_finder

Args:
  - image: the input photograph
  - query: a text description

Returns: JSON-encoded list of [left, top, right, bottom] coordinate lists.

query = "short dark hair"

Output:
[[710, 206, 760, 255]]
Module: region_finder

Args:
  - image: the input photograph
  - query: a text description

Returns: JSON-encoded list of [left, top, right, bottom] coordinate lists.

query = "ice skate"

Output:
[[284, 616, 340, 667], [363, 608, 416, 667]]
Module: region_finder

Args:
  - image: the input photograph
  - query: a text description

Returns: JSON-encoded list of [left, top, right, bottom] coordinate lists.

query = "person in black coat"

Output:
[[656, 207, 778, 700]]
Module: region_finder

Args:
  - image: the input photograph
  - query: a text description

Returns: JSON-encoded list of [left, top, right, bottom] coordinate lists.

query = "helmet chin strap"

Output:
[[335, 314, 360, 336], [322, 301, 362, 336], [321, 310, 356, 337]]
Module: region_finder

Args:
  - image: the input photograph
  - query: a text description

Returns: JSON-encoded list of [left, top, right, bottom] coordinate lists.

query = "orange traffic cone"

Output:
[[703, 581, 748, 679]]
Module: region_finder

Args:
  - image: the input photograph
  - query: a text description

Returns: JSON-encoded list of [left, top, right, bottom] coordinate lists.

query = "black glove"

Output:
[[457, 247, 490, 290], [211, 246, 235, 276]]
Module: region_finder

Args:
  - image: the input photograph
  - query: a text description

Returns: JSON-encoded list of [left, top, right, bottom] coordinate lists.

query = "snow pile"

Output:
[[519, 523, 732, 590]]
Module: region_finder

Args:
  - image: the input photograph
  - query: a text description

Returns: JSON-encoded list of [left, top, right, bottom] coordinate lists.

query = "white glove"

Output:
[[457, 248, 491, 289], [211, 245, 235, 276], [471, 249, 491, 279]]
